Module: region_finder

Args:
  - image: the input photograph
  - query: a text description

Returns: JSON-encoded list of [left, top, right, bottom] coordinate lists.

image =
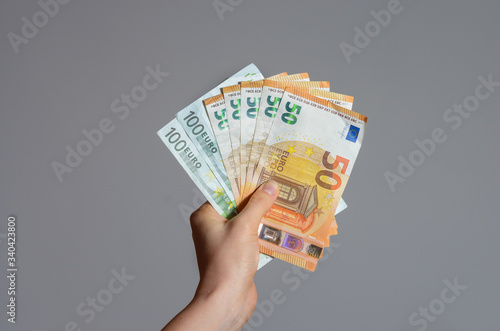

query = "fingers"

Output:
[[234, 180, 279, 231], [190, 201, 225, 230]]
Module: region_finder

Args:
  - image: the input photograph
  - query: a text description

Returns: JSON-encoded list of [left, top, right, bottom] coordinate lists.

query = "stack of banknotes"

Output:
[[158, 64, 367, 271]]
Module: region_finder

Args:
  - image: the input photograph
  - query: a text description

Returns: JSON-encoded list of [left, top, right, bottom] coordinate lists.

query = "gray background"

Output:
[[1, 0, 499, 330]]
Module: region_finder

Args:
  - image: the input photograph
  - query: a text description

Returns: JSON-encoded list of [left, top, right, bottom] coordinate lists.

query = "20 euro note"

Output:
[[174, 64, 264, 206], [157, 118, 238, 219], [246, 86, 367, 271], [243, 79, 330, 202]]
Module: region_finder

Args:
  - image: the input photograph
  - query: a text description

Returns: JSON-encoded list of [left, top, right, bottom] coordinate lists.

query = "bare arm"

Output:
[[162, 181, 279, 331]]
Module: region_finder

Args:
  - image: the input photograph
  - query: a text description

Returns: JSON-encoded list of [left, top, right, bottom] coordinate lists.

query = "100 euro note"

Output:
[[158, 117, 274, 269], [243, 79, 330, 201], [175, 64, 264, 206], [246, 86, 367, 271], [157, 118, 238, 219]]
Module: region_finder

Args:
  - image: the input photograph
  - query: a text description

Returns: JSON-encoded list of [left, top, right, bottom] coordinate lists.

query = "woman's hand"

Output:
[[163, 180, 279, 331]]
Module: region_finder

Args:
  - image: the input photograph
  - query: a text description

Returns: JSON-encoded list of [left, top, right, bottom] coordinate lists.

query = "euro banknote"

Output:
[[232, 72, 288, 200], [158, 118, 238, 219], [157, 64, 360, 272], [258, 188, 348, 269], [204, 94, 241, 203], [243, 74, 310, 192], [246, 86, 367, 271], [240, 73, 314, 200], [309, 88, 355, 236], [309, 89, 354, 110], [174, 64, 264, 206], [222, 84, 243, 192], [219, 73, 299, 204], [243, 79, 330, 202]]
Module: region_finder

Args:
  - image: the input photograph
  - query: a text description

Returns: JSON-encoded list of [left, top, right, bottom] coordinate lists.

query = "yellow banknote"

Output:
[[240, 72, 288, 199], [247, 86, 367, 271], [242, 79, 330, 204]]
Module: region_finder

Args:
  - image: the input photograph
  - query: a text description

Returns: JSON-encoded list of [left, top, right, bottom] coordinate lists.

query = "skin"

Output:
[[162, 180, 279, 331]]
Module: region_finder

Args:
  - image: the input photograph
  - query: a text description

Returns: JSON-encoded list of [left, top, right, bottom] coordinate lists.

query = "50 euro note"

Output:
[[258, 189, 348, 270], [246, 86, 367, 271], [240, 73, 314, 203], [243, 79, 330, 202], [157, 118, 238, 219], [224, 73, 289, 202], [309, 89, 354, 110], [204, 94, 242, 204], [309, 89, 354, 236], [222, 84, 243, 194], [212, 79, 313, 207], [174, 64, 264, 206], [219, 73, 287, 204]]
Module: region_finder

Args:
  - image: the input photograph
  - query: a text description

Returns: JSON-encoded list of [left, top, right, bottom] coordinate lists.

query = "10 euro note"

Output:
[[246, 86, 367, 271], [157, 118, 238, 219]]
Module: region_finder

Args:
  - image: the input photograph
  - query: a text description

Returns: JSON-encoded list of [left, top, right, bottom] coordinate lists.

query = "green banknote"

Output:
[[158, 118, 237, 219], [175, 64, 264, 207]]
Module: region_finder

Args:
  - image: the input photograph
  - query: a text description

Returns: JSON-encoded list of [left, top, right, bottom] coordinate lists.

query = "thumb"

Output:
[[234, 180, 279, 231]]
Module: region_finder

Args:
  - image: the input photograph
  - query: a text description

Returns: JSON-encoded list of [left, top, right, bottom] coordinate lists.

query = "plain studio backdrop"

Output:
[[0, 0, 499, 330]]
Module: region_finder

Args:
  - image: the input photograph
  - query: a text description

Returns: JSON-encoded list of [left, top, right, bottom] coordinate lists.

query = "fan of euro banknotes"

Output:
[[157, 64, 367, 272]]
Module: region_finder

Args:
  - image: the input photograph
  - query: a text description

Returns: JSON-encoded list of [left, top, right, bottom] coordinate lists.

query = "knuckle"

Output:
[[190, 202, 215, 229], [189, 211, 201, 228], [190, 205, 205, 226]]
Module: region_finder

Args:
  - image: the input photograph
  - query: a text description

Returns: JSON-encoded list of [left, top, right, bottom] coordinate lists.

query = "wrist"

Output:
[[193, 279, 249, 329]]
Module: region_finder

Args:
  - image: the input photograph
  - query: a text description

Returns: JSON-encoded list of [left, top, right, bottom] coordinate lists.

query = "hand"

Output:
[[163, 180, 279, 331]]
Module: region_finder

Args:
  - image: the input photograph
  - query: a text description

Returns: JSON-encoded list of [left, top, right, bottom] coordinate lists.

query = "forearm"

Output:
[[162, 288, 243, 331]]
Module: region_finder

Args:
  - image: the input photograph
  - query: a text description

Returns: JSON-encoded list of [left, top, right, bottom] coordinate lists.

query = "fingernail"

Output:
[[262, 180, 278, 196]]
